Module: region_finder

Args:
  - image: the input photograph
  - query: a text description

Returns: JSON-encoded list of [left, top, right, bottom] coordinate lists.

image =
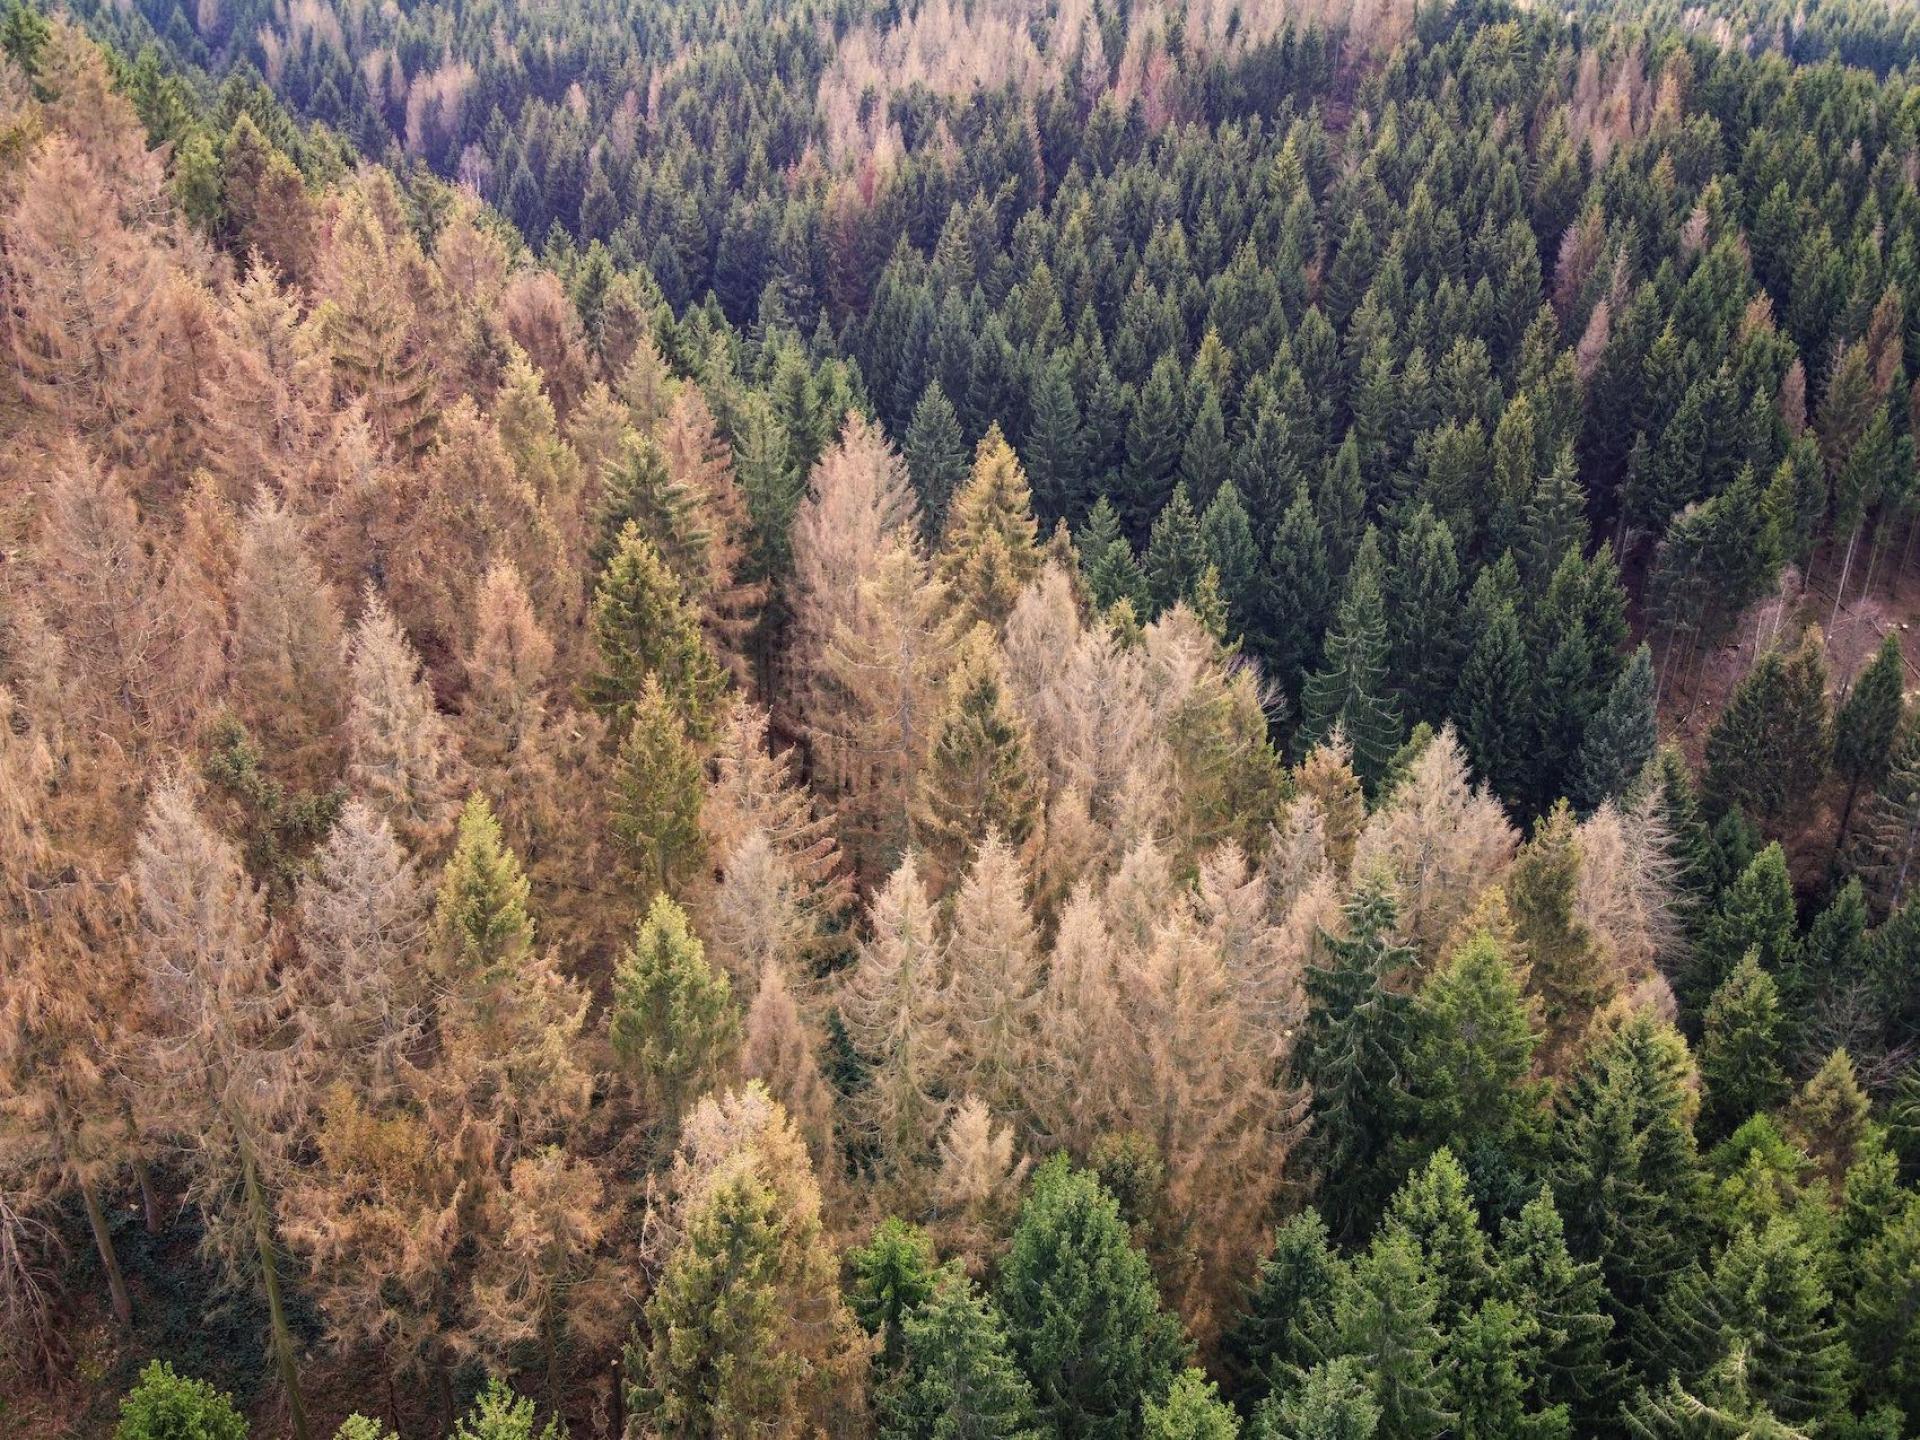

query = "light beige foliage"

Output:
[[701, 699, 852, 972], [837, 855, 950, 1180], [1574, 798, 1683, 987], [347, 590, 463, 854], [1351, 724, 1517, 958], [930, 1095, 1029, 1274], [132, 777, 308, 1307], [790, 413, 920, 790], [742, 962, 838, 1180], [295, 799, 428, 1094], [231, 488, 348, 782], [820, 536, 956, 881], [939, 832, 1044, 1118], [30, 445, 223, 788]]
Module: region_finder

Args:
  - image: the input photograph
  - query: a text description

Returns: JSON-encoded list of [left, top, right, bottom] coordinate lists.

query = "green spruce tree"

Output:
[[996, 1157, 1189, 1440], [1299, 529, 1403, 792]]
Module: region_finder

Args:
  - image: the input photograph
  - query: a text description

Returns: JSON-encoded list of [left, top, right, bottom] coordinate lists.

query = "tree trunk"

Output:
[[544, 1297, 562, 1417], [1831, 523, 1862, 635], [131, 1153, 162, 1234], [80, 1176, 133, 1327], [1833, 773, 1865, 877], [242, 1143, 311, 1440]]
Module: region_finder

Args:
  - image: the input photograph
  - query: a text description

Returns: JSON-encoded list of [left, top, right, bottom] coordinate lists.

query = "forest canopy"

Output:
[[8, 0, 1920, 1435]]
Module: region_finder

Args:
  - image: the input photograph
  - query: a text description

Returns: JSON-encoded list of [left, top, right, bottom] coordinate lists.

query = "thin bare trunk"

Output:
[[1833, 774, 1864, 879], [544, 1297, 562, 1417], [242, 1143, 310, 1440], [1831, 524, 1862, 634], [80, 1176, 133, 1327], [132, 1153, 161, 1234]]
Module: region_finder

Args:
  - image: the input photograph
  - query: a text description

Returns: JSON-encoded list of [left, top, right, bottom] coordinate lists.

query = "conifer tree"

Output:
[[434, 792, 535, 985], [1783, 1050, 1874, 1193], [906, 383, 969, 539], [916, 629, 1041, 893], [1657, 1218, 1850, 1429], [6, 138, 173, 471], [1180, 387, 1232, 510], [936, 425, 1044, 633], [1833, 633, 1906, 854], [1327, 1232, 1454, 1440], [634, 1086, 869, 1435], [1253, 1358, 1380, 1440], [1548, 1010, 1704, 1369], [810, 536, 954, 881], [1384, 506, 1464, 726], [346, 591, 462, 854], [1847, 1195, 1920, 1418], [1507, 803, 1611, 1068], [1123, 357, 1185, 538], [592, 430, 706, 582], [1025, 357, 1086, 521], [739, 956, 836, 1171], [1078, 497, 1136, 606], [1226, 1210, 1343, 1402], [1262, 482, 1334, 699], [1145, 482, 1209, 617], [1519, 449, 1588, 593], [1410, 932, 1546, 1171], [294, 798, 427, 1089], [586, 522, 727, 738], [1851, 722, 1920, 914], [941, 833, 1043, 1118], [1575, 645, 1658, 811], [429, 794, 591, 1155], [610, 893, 740, 1134], [1450, 1299, 1570, 1440], [703, 700, 851, 963], [883, 1273, 1045, 1440], [848, 1217, 945, 1370], [610, 673, 707, 898], [0, 698, 145, 1328], [1691, 844, 1796, 1013], [1147, 1370, 1241, 1440], [1200, 483, 1261, 637], [1379, 1149, 1493, 1326], [1702, 628, 1831, 829], [231, 492, 348, 786], [466, 1146, 623, 1409], [635, 1172, 849, 1437], [1698, 954, 1790, 1143], [1299, 530, 1402, 792], [133, 781, 311, 1440], [1351, 725, 1517, 955], [1454, 583, 1532, 802], [1302, 878, 1417, 1240], [316, 189, 437, 458], [1316, 435, 1367, 579], [838, 856, 949, 1175], [996, 1157, 1189, 1440], [654, 388, 766, 677], [1494, 1187, 1617, 1428], [1233, 400, 1305, 541]]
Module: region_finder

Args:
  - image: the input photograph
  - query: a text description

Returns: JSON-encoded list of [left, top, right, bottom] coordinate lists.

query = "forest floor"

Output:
[[1655, 533, 1920, 895]]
